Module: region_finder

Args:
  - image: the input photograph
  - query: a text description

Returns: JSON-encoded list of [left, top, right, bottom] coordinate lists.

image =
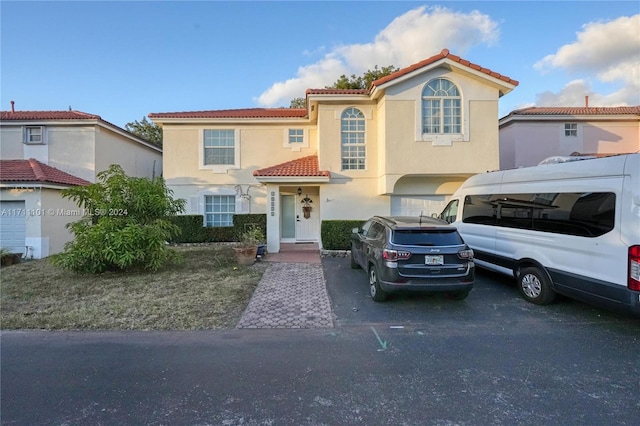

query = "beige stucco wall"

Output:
[[40, 188, 79, 256], [95, 126, 162, 179], [47, 125, 97, 182], [0, 187, 82, 258]]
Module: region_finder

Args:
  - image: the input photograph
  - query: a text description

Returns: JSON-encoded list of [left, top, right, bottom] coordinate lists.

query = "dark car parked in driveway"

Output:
[[350, 216, 475, 301]]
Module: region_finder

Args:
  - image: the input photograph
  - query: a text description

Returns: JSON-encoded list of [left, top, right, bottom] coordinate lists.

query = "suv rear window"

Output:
[[392, 230, 463, 246]]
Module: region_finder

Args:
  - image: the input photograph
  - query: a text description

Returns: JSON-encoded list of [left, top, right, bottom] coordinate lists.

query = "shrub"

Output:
[[50, 165, 186, 273], [167, 215, 208, 243], [232, 214, 267, 241], [321, 220, 366, 250]]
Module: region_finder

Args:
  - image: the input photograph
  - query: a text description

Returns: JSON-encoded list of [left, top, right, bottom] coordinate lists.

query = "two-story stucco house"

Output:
[[499, 104, 640, 169], [150, 49, 518, 253], [0, 108, 163, 258]]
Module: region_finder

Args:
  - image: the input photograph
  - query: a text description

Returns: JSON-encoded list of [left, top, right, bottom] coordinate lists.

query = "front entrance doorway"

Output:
[[280, 189, 319, 242]]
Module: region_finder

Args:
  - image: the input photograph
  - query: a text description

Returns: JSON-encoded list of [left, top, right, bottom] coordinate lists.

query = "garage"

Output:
[[390, 195, 448, 218], [0, 201, 26, 255]]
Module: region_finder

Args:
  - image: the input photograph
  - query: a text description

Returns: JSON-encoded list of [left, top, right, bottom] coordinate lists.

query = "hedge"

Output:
[[167, 214, 266, 243], [321, 220, 366, 250]]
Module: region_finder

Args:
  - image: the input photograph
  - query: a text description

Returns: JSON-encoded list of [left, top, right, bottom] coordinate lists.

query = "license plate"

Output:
[[425, 255, 444, 265]]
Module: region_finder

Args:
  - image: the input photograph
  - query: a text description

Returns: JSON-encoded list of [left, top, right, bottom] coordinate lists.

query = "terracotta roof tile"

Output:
[[371, 49, 519, 88], [305, 88, 370, 96], [0, 159, 91, 186], [508, 106, 640, 116], [253, 155, 330, 178], [0, 110, 102, 121], [148, 108, 307, 119]]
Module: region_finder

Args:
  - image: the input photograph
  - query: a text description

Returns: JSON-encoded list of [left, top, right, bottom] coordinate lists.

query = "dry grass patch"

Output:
[[0, 245, 267, 330]]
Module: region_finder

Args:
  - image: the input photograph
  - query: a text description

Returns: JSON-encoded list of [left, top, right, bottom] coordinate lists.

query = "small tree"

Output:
[[289, 97, 306, 109], [328, 65, 399, 90], [51, 165, 186, 274], [125, 116, 163, 147]]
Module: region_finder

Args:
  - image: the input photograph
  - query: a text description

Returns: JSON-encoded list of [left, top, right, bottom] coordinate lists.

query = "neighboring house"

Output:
[[149, 49, 518, 253], [499, 104, 640, 169], [0, 108, 163, 258]]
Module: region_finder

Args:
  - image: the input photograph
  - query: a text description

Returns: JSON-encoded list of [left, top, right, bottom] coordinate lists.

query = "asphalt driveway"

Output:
[[2, 257, 640, 425]]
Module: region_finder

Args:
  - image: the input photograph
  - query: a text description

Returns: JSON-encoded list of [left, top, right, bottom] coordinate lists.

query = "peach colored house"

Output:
[[150, 49, 518, 253], [0, 109, 162, 258], [499, 105, 640, 169]]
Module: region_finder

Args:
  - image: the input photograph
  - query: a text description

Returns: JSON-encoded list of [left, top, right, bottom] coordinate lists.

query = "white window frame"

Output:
[[283, 128, 309, 151], [23, 126, 45, 145], [421, 78, 462, 135], [204, 194, 236, 227], [341, 107, 366, 171], [564, 123, 578, 137], [200, 129, 240, 173]]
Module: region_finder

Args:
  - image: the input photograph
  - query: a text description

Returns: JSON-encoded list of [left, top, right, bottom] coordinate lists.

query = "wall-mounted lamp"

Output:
[[297, 187, 302, 196]]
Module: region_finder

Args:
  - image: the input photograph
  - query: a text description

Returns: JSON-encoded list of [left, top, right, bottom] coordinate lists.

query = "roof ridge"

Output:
[[28, 158, 47, 181]]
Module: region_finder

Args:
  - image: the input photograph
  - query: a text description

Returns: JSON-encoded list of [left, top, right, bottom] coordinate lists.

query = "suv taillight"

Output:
[[383, 249, 411, 261], [629, 246, 640, 291], [458, 249, 474, 260]]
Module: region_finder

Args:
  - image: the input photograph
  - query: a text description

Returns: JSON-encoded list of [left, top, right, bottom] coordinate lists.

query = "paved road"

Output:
[[2, 257, 640, 425]]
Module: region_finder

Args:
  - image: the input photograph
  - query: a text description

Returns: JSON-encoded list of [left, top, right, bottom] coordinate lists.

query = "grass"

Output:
[[0, 245, 267, 330]]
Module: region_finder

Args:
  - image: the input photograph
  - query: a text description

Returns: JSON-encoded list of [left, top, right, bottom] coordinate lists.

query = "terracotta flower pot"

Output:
[[233, 246, 258, 265]]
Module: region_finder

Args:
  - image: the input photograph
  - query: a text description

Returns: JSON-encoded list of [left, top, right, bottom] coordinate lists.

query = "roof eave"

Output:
[[253, 176, 331, 184]]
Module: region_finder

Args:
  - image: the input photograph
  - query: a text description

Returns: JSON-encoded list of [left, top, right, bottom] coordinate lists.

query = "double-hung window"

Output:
[[204, 129, 235, 165], [422, 78, 461, 134], [341, 107, 365, 170], [204, 195, 235, 227], [24, 126, 44, 144]]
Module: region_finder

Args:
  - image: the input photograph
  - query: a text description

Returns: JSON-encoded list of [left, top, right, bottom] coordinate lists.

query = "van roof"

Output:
[[461, 153, 638, 189]]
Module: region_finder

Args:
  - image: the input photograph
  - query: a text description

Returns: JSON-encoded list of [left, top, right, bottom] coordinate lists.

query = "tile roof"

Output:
[[305, 88, 370, 96], [371, 48, 519, 87], [507, 106, 640, 116], [0, 159, 91, 186], [148, 108, 307, 119], [253, 155, 330, 178], [0, 110, 102, 121]]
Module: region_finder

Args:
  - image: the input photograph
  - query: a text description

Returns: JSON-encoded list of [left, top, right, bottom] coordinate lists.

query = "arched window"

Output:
[[422, 78, 461, 134], [341, 107, 365, 170]]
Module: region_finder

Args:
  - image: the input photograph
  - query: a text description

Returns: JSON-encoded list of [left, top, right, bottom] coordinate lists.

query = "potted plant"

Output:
[[232, 227, 265, 265]]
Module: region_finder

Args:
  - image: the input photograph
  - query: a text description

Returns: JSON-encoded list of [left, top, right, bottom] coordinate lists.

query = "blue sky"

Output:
[[1, 1, 638, 128]]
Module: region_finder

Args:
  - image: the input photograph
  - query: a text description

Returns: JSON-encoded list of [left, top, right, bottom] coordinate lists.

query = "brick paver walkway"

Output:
[[237, 262, 334, 329]]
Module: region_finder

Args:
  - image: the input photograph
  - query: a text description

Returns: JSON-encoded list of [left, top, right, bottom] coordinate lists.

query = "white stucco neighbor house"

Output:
[[499, 104, 640, 169], [149, 49, 518, 254], [0, 108, 163, 258]]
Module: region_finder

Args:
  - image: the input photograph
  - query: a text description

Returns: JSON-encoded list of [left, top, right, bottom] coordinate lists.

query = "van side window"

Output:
[[462, 192, 615, 237], [440, 199, 459, 223]]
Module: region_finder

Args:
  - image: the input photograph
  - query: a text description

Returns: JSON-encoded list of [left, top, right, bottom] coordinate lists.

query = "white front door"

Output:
[[295, 193, 319, 241]]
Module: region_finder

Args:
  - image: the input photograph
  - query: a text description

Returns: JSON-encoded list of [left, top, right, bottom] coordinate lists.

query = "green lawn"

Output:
[[0, 245, 266, 330]]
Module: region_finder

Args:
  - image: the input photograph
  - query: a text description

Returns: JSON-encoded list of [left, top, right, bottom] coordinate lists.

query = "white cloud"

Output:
[[255, 6, 499, 107], [534, 14, 640, 106]]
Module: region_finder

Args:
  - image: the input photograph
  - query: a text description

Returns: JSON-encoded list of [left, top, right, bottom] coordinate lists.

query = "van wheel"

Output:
[[517, 266, 556, 305], [369, 265, 388, 302]]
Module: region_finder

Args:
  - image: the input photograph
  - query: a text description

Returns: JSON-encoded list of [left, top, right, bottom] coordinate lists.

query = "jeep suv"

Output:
[[351, 216, 474, 302]]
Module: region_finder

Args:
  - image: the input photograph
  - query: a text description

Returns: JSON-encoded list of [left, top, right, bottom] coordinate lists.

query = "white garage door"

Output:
[[0, 201, 26, 255], [391, 195, 448, 218]]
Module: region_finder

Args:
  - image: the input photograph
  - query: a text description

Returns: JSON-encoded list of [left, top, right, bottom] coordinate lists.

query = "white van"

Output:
[[439, 153, 640, 314]]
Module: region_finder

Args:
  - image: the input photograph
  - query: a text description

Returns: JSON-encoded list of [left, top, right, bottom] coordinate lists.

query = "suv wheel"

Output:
[[517, 266, 556, 305], [369, 265, 388, 302]]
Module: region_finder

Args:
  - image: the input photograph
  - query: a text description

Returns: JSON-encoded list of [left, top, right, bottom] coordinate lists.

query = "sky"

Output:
[[1, 1, 639, 129]]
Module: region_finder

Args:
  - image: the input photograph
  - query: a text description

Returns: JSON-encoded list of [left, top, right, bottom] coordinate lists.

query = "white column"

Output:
[[266, 184, 281, 253]]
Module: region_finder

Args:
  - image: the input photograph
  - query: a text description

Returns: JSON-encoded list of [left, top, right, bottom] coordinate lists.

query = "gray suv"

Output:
[[351, 216, 475, 302]]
